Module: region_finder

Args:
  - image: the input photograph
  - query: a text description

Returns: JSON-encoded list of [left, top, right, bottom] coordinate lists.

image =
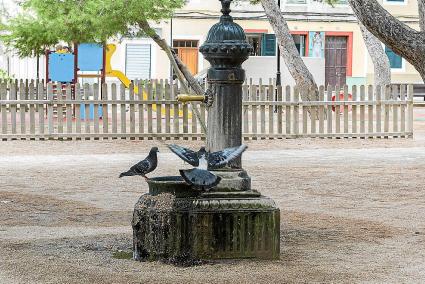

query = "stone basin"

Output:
[[147, 176, 201, 198]]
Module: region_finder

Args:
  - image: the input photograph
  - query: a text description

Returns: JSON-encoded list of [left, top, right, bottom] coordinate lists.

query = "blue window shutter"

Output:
[[261, 34, 276, 56], [385, 46, 402, 69]]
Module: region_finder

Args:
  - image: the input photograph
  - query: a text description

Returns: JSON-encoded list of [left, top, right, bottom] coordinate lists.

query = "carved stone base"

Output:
[[132, 177, 280, 262]]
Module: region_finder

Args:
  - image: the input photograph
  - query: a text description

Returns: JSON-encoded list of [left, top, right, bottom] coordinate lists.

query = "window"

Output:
[[247, 34, 263, 56], [262, 34, 277, 56], [246, 33, 307, 57], [173, 40, 198, 48], [385, 46, 403, 69], [384, 0, 407, 4], [286, 0, 307, 4], [246, 33, 276, 56], [125, 44, 151, 80], [173, 40, 199, 75], [292, 34, 307, 56]]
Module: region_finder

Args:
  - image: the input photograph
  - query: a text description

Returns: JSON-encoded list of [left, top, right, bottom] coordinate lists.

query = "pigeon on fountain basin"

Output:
[[119, 147, 159, 180], [168, 144, 248, 191]]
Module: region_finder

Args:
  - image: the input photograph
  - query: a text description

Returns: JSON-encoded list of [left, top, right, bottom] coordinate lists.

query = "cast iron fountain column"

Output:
[[199, 0, 252, 168], [132, 0, 280, 262]]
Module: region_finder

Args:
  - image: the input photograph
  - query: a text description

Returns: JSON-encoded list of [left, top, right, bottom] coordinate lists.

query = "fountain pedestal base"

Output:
[[132, 176, 280, 262]]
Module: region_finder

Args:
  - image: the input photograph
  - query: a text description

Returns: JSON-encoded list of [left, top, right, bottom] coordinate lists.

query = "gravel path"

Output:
[[1, 137, 425, 283]]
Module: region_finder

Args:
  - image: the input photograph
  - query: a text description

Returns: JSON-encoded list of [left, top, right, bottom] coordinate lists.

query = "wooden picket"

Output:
[[0, 81, 415, 141]]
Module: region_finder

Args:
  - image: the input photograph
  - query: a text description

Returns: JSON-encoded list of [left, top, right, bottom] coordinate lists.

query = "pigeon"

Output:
[[119, 147, 159, 180], [168, 144, 248, 190]]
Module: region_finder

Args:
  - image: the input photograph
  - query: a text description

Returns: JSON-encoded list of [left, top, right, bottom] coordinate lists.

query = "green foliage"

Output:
[[2, 16, 58, 57], [0, 69, 13, 80], [2, 0, 185, 57]]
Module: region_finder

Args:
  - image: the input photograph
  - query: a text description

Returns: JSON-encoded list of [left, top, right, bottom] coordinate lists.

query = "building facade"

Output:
[[0, 0, 423, 87]]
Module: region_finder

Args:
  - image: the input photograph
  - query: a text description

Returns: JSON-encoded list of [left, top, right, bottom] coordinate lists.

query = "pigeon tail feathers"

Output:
[[179, 168, 222, 191], [119, 171, 135, 178]]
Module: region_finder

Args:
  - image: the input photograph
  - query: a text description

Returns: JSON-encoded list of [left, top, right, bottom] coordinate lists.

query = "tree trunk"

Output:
[[418, 0, 425, 32], [359, 23, 391, 88], [260, 0, 319, 101], [348, 0, 425, 82]]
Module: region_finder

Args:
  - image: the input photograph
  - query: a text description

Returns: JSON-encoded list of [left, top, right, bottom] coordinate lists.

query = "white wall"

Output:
[[243, 56, 325, 86]]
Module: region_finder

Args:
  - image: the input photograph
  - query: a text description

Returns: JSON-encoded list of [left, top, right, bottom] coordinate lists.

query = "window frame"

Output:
[[383, 0, 408, 6], [285, 0, 308, 5], [290, 31, 309, 57], [244, 29, 269, 57], [383, 45, 406, 72]]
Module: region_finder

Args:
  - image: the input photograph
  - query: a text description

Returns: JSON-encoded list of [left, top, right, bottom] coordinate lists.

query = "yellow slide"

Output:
[[105, 44, 140, 94], [105, 44, 188, 117]]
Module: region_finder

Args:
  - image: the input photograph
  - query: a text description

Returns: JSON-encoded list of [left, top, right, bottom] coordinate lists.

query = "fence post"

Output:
[[384, 85, 390, 138], [111, 83, 118, 136], [102, 83, 109, 137], [293, 86, 299, 137], [369, 86, 383, 137], [319, 85, 325, 136], [1, 82, 7, 136], [66, 84, 73, 136], [326, 85, 333, 136], [29, 81, 36, 136], [164, 80, 171, 137], [243, 82, 249, 139], [408, 84, 414, 138], [392, 85, 399, 135], [368, 85, 374, 137], [75, 83, 81, 136], [360, 85, 365, 136], [335, 84, 340, 135], [400, 84, 406, 137], [351, 85, 357, 135], [93, 83, 100, 135], [129, 82, 135, 137], [260, 79, 266, 137], [138, 82, 145, 138], [47, 83, 54, 136], [343, 85, 349, 135], [19, 81, 26, 135], [251, 82, 258, 138], [37, 82, 45, 136], [84, 84, 91, 136], [285, 85, 291, 136]]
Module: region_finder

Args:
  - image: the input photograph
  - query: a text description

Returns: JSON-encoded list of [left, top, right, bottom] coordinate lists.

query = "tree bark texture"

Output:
[[418, 0, 425, 32], [359, 23, 391, 88], [349, 0, 425, 82], [260, 0, 319, 101]]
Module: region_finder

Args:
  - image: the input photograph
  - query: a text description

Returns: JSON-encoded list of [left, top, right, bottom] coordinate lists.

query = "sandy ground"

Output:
[[1, 119, 425, 283]]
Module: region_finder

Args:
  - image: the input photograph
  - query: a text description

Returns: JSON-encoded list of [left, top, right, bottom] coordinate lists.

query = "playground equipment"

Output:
[[46, 43, 106, 84], [105, 44, 139, 94], [46, 43, 186, 118]]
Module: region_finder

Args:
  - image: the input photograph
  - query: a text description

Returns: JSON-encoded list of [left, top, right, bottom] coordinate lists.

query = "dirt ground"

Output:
[[1, 118, 425, 283]]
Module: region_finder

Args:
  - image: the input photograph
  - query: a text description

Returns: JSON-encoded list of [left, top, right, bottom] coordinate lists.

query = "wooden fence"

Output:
[[0, 80, 414, 140]]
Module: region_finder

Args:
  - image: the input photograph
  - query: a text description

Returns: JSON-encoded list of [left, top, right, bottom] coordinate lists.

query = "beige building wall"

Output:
[[0, 0, 422, 85], [148, 0, 423, 85]]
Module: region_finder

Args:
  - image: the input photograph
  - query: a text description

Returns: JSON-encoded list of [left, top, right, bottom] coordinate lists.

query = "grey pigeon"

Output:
[[168, 144, 247, 190], [119, 147, 159, 180]]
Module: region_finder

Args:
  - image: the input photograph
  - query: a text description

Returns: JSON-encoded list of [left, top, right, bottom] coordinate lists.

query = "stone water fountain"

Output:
[[132, 0, 280, 262]]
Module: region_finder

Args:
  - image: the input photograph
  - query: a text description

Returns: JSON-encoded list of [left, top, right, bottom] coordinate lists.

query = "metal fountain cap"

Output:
[[199, 0, 252, 68]]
